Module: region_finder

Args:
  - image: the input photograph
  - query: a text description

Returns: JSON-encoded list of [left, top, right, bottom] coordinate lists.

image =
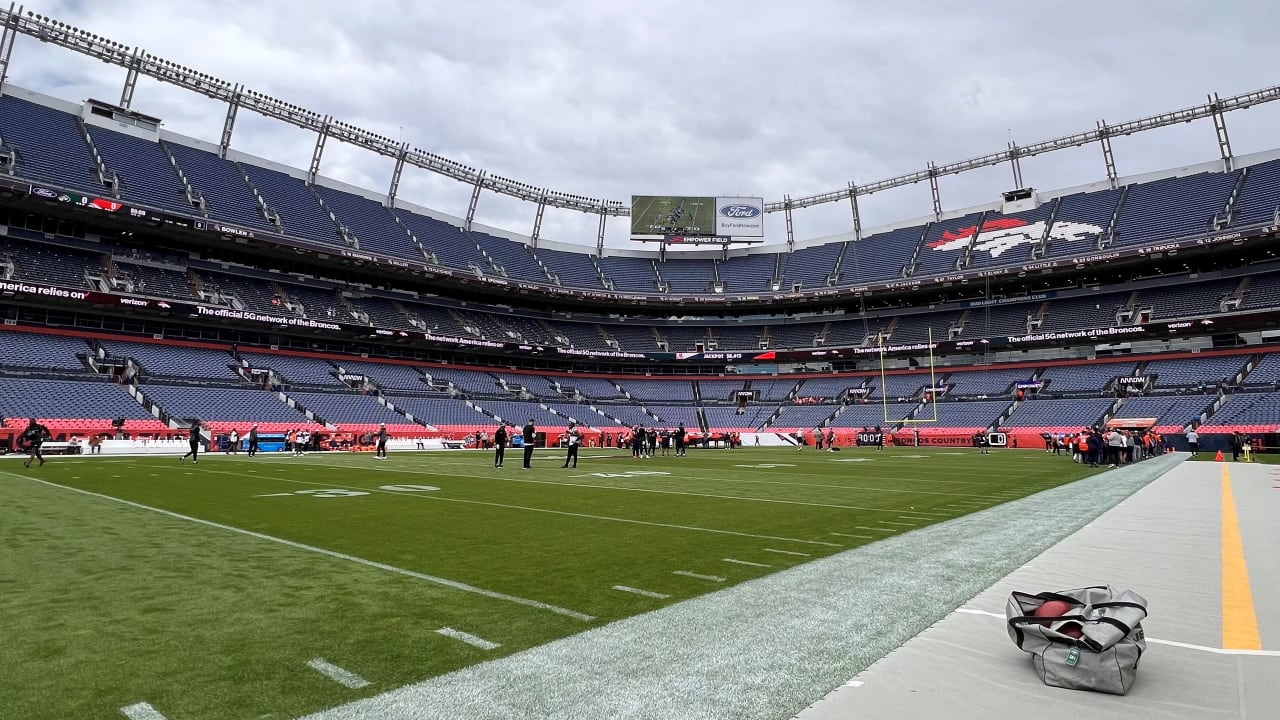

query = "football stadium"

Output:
[[1, 4, 1278, 720]]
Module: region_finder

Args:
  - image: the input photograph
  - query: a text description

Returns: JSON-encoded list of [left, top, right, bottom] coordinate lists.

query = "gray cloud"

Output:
[[10, 0, 1280, 248]]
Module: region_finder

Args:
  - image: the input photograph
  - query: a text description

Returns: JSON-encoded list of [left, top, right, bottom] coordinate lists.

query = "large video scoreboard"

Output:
[[631, 195, 764, 240]]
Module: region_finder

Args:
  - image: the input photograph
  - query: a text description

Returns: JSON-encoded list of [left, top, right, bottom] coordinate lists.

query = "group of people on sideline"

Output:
[[1046, 427, 1168, 468]]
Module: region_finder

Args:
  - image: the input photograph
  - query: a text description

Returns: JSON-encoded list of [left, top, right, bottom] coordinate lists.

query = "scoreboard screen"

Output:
[[631, 195, 764, 238]]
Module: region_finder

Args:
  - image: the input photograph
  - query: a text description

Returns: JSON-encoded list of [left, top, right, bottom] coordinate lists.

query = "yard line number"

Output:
[[261, 484, 440, 499]]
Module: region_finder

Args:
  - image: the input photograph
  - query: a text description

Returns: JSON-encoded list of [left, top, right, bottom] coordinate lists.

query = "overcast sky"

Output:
[[9, 1, 1280, 249]]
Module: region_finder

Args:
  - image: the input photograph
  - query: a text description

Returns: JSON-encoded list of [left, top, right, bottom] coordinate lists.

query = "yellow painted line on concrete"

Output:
[[1221, 463, 1262, 650]]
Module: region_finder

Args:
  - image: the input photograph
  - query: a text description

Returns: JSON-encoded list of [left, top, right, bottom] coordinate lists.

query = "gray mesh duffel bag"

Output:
[[1006, 586, 1148, 695]]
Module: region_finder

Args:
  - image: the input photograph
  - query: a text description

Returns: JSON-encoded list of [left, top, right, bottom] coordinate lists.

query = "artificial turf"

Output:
[[0, 446, 1102, 719]]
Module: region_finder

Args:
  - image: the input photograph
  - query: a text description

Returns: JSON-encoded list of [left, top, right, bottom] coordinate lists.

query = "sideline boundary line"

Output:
[[0, 471, 596, 622]]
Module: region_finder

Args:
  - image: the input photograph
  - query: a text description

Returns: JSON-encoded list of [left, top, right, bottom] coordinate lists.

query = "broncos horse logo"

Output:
[[928, 218, 1103, 258]]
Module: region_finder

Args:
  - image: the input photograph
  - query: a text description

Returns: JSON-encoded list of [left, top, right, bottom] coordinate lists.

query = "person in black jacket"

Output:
[[562, 423, 580, 469], [375, 423, 389, 460], [522, 419, 536, 469], [181, 420, 203, 464], [22, 418, 51, 468], [494, 424, 508, 468], [247, 423, 260, 457]]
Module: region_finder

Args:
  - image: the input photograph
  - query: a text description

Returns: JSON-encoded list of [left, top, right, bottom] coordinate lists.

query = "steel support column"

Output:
[[783, 195, 795, 252], [387, 143, 408, 206], [307, 115, 331, 184], [847, 182, 862, 240], [219, 84, 242, 159], [1209, 92, 1234, 171], [119, 47, 141, 109], [1008, 141, 1024, 189], [927, 163, 942, 220], [1098, 120, 1117, 189], [464, 171, 485, 232], [596, 205, 608, 256], [0, 3, 20, 92], [531, 191, 548, 248]]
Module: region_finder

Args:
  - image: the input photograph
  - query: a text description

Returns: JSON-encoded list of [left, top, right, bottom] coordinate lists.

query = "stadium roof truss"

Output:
[[2, 3, 1279, 253]]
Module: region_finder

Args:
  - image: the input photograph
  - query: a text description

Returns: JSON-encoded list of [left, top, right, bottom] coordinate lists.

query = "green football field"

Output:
[[0, 446, 1102, 719]]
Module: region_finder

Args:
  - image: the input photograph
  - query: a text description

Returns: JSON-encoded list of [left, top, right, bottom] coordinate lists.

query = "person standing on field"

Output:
[[494, 423, 507, 468], [522, 419, 537, 469], [181, 420, 203, 464], [247, 423, 259, 457], [21, 418, 51, 468], [562, 423, 580, 469]]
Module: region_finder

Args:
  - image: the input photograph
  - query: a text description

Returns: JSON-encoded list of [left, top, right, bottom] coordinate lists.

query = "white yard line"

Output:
[[763, 548, 812, 557], [189, 467, 842, 548], [830, 532, 874, 539], [119, 701, 167, 720], [307, 658, 371, 689], [0, 471, 595, 622], [612, 585, 671, 599], [672, 571, 725, 582], [723, 558, 772, 568], [436, 628, 502, 651]]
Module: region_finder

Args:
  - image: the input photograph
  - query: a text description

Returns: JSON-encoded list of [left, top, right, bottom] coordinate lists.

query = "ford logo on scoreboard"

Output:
[[719, 204, 761, 219], [714, 196, 764, 237]]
